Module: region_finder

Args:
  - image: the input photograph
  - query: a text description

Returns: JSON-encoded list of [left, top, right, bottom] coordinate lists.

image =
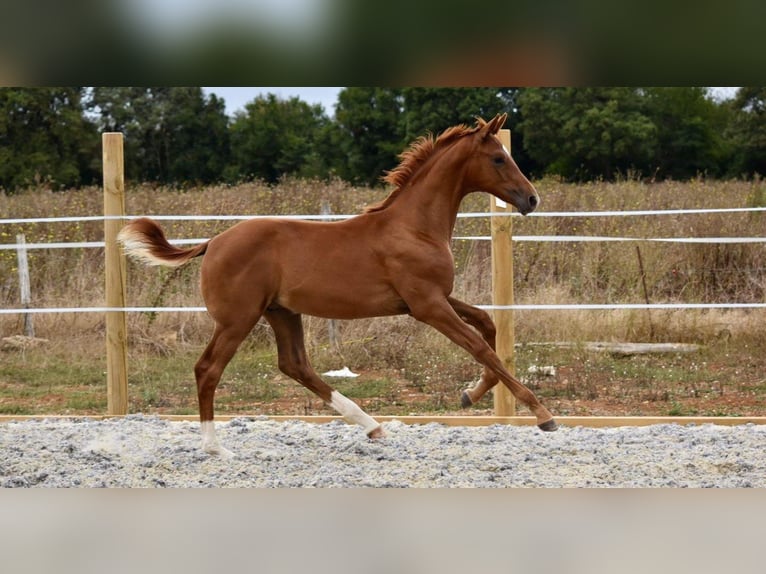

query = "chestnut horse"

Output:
[[118, 113, 557, 457]]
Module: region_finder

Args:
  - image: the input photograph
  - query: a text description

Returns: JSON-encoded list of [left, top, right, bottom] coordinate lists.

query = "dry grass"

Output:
[[2, 177, 766, 416]]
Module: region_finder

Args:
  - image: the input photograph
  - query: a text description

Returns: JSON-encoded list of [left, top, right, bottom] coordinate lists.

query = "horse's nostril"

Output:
[[529, 195, 538, 207]]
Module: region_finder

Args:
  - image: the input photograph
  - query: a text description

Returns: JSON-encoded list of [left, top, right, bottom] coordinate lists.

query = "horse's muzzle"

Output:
[[519, 193, 540, 215]]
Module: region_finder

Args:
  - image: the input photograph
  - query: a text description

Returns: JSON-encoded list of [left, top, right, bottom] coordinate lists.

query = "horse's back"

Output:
[[200, 216, 407, 320]]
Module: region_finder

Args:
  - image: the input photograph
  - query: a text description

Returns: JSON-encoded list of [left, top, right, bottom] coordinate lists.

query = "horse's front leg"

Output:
[[410, 296, 557, 431], [447, 297, 500, 408]]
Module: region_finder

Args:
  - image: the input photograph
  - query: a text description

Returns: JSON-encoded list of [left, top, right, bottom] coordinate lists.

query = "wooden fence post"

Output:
[[15, 234, 34, 338], [321, 200, 339, 350], [490, 129, 516, 416], [103, 132, 128, 415]]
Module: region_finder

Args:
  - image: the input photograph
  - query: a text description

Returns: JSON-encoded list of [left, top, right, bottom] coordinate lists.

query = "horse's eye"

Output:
[[493, 155, 505, 166]]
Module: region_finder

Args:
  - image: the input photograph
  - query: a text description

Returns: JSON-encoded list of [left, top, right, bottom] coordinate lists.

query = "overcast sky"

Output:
[[203, 87, 343, 117], [203, 87, 739, 119]]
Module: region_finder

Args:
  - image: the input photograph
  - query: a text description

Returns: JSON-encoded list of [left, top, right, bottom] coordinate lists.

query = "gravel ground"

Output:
[[1, 415, 764, 487]]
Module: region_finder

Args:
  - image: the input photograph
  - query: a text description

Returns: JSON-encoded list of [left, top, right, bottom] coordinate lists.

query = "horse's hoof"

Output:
[[367, 426, 385, 440], [460, 390, 473, 408], [537, 419, 559, 432], [204, 445, 237, 459]]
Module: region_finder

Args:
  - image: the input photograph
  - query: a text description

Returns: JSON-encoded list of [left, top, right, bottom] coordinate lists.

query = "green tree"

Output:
[[89, 87, 230, 184], [163, 89, 230, 184], [727, 87, 766, 177], [0, 87, 99, 192], [227, 93, 331, 183], [517, 88, 657, 180], [333, 88, 404, 185], [332, 87, 528, 185], [400, 88, 516, 140], [643, 87, 728, 179]]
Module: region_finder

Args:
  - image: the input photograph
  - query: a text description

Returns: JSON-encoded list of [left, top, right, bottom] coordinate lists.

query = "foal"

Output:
[[119, 113, 557, 456]]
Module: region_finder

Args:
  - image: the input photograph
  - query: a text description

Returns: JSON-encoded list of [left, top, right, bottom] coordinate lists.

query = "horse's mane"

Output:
[[364, 122, 481, 213]]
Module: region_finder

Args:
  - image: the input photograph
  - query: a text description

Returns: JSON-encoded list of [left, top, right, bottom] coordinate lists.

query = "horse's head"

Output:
[[465, 114, 540, 215]]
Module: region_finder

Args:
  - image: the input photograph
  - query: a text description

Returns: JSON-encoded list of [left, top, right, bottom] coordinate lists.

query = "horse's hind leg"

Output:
[[195, 314, 261, 456], [264, 308, 383, 439], [448, 297, 500, 407]]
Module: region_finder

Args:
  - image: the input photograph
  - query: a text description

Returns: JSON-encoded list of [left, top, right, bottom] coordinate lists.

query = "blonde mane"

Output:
[[364, 122, 481, 213]]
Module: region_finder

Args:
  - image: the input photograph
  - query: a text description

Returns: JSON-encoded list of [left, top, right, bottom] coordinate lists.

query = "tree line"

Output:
[[1, 87, 764, 193]]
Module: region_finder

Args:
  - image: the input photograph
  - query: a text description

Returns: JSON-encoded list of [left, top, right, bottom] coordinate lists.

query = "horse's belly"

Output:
[[278, 283, 407, 320]]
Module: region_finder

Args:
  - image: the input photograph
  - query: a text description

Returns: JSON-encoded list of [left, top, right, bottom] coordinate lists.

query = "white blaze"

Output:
[[495, 144, 513, 209]]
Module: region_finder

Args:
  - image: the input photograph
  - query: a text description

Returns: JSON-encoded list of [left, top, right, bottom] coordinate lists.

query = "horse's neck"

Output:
[[386, 155, 467, 240]]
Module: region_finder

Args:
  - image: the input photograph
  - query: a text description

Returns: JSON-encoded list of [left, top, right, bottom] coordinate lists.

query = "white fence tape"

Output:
[[5, 234, 766, 251], [3, 303, 766, 315], [0, 306, 207, 315], [0, 241, 105, 250], [525, 206, 766, 217], [453, 235, 766, 243], [480, 303, 766, 310], [2, 205, 766, 226]]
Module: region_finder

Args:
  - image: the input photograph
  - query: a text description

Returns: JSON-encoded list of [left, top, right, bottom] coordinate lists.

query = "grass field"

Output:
[[2, 177, 766, 417]]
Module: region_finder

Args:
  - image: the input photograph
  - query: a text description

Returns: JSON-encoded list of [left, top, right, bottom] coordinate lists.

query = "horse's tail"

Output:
[[118, 217, 208, 268]]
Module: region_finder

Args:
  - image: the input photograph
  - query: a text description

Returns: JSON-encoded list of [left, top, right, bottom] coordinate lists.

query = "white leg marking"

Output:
[[200, 421, 235, 458], [329, 391, 380, 435]]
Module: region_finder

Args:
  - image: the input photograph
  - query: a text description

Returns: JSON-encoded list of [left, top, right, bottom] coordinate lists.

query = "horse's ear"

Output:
[[489, 113, 507, 134], [478, 113, 507, 138], [476, 116, 493, 139]]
